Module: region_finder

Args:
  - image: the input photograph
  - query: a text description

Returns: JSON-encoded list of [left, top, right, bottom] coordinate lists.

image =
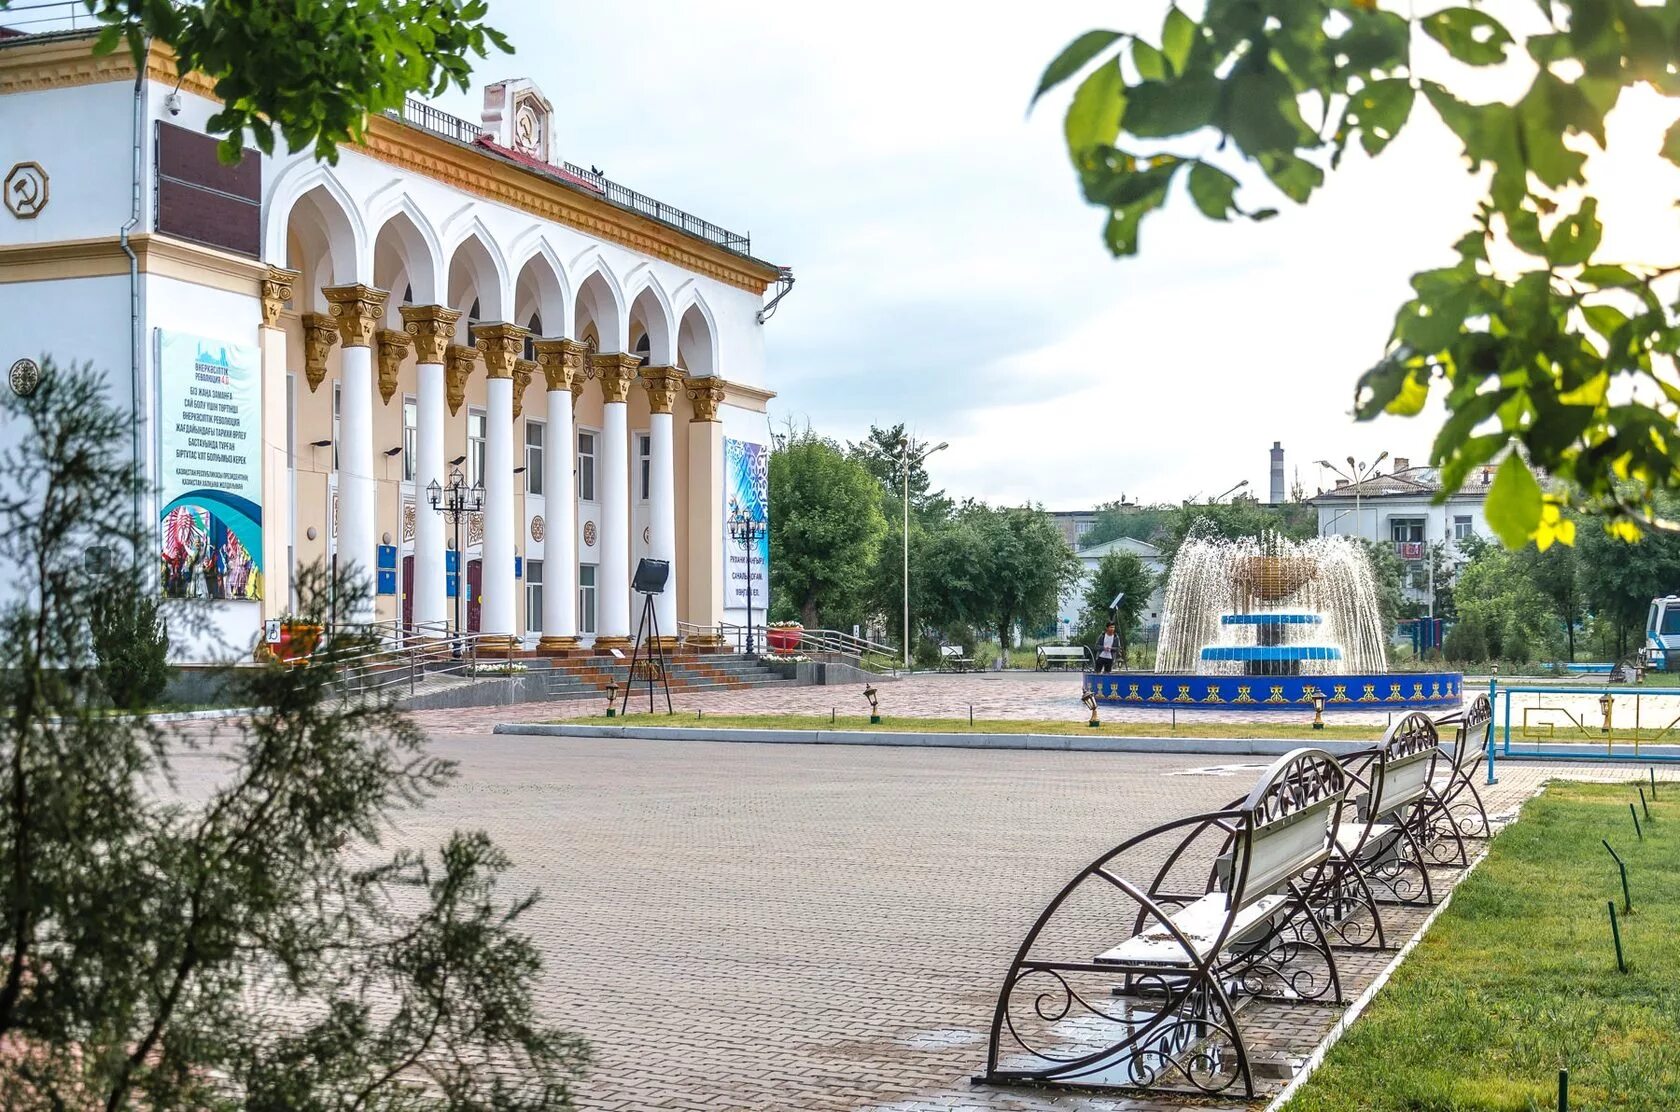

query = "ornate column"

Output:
[[400, 305, 460, 638], [375, 330, 410, 406], [474, 323, 530, 649], [322, 283, 388, 621], [640, 366, 684, 648], [685, 378, 728, 647], [258, 267, 298, 621], [592, 351, 639, 650], [533, 339, 586, 651]]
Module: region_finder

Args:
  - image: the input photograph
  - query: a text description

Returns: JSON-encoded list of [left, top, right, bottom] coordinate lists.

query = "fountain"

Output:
[[1088, 531, 1461, 711]]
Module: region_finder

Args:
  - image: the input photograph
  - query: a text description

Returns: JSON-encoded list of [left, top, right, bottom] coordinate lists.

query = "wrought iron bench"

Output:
[[938, 644, 974, 672], [1417, 693, 1495, 864], [977, 748, 1348, 1098], [1036, 643, 1090, 671]]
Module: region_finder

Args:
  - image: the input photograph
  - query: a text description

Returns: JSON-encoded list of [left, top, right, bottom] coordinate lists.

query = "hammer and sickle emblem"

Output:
[[4, 162, 48, 219]]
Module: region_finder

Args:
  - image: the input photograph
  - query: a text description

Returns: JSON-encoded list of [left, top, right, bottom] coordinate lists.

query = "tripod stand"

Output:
[[625, 589, 673, 714]]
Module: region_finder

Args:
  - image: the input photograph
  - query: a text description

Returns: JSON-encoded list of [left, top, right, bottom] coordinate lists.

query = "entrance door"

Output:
[[466, 558, 483, 633], [402, 555, 414, 632]]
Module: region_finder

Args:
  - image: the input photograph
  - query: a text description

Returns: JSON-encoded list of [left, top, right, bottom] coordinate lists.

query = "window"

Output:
[[526, 421, 544, 495], [577, 430, 596, 501], [1454, 515, 1473, 541], [402, 396, 417, 483], [637, 433, 651, 501], [467, 408, 486, 488], [524, 313, 541, 361], [578, 563, 597, 635], [526, 558, 543, 634], [1390, 518, 1425, 543], [1664, 607, 1680, 637], [332, 382, 341, 471]]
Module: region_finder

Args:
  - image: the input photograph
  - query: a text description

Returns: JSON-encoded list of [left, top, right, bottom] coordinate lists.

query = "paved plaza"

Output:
[[173, 706, 1679, 1111]]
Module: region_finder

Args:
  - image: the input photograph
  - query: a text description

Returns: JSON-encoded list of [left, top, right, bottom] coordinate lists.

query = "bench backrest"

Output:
[[1369, 712, 1439, 819], [1230, 748, 1346, 902], [1456, 694, 1493, 772], [939, 644, 965, 658], [1039, 645, 1085, 657]]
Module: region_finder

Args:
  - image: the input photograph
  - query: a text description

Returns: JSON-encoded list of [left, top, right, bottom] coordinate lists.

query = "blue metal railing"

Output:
[[386, 98, 752, 256], [1486, 680, 1680, 781]]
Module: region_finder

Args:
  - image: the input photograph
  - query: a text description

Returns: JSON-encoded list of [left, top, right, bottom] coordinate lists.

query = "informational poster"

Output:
[[723, 436, 768, 609], [157, 329, 263, 600]]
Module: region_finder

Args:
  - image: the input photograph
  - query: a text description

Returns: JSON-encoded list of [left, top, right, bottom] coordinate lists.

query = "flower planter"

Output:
[[765, 627, 803, 654], [276, 622, 322, 665]]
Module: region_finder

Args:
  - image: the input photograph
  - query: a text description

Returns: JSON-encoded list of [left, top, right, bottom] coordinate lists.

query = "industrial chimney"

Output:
[[1270, 441, 1285, 503]]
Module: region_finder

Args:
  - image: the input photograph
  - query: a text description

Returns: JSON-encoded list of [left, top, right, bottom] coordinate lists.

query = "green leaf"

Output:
[[1123, 75, 1219, 138], [1545, 198, 1602, 267], [1257, 150, 1324, 203], [1663, 117, 1680, 169], [1387, 369, 1432, 416], [1032, 29, 1123, 106], [1161, 7, 1196, 75], [1558, 371, 1609, 407], [1349, 78, 1415, 156], [1187, 161, 1239, 220], [1485, 452, 1543, 547], [1226, 67, 1313, 154], [1422, 7, 1513, 66], [1132, 39, 1168, 82], [1064, 59, 1126, 156], [1505, 207, 1546, 257]]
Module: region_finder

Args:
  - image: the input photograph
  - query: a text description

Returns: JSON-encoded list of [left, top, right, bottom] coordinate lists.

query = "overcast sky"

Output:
[[440, 0, 1680, 510]]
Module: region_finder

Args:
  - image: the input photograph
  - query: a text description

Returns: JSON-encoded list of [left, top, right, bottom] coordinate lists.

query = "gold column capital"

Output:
[[444, 344, 479, 416], [686, 375, 727, 422], [532, 337, 589, 393], [260, 265, 300, 329], [513, 359, 536, 418], [321, 283, 389, 348], [300, 313, 338, 393], [399, 304, 462, 364], [639, 365, 686, 415], [591, 351, 641, 404], [473, 322, 530, 380], [375, 329, 411, 405]]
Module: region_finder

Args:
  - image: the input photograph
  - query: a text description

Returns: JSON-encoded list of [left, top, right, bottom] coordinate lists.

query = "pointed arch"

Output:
[[676, 293, 719, 378], [511, 238, 573, 339], [265, 162, 367, 288], [572, 252, 626, 353], [368, 196, 444, 309], [445, 219, 510, 332], [626, 271, 676, 366]]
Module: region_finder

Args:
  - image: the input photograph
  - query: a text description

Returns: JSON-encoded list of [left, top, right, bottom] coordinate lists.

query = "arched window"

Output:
[[524, 313, 541, 361], [633, 332, 650, 366]]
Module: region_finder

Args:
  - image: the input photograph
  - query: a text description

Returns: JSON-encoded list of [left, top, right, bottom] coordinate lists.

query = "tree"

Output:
[[89, 584, 170, 710], [1576, 498, 1680, 657], [768, 427, 886, 628], [1156, 499, 1314, 560], [0, 362, 585, 1109], [963, 504, 1082, 649], [1035, 2, 1680, 543], [1079, 502, 1176, 550], [1454, 544, 1559, 662], [1517, 533, 1586, 661], [847, 424, 953, 522], [1076, 550, 1155, 663], [0, 0, 510, 163], [1359, 538, 1405, 638]]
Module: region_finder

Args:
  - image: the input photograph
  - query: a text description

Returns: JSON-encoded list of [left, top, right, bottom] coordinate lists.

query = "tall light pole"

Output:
[[1316, 452, 1388, 538], [900, 436, 947, 668], [1212, 479, 1249, 503]]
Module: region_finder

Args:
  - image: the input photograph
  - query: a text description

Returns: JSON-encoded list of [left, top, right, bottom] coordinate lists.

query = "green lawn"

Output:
[[570, 711, 1393, 741], [1284, 781, 1680, 1111]]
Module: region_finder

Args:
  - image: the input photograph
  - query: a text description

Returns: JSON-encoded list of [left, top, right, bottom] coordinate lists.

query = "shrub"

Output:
[[90, 586, 170, 710], [1442, 620, 1487, 664]]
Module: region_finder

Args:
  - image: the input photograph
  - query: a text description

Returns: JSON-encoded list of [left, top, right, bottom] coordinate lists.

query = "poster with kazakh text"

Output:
[[157, 329, 262, 600], [723, 437, 768, 610]]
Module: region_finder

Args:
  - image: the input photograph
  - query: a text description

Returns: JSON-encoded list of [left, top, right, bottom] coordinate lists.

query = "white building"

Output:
[[0, 31, 790, 660], [1311, 457, 1495, 605], [1057, 536, 1168, 636]]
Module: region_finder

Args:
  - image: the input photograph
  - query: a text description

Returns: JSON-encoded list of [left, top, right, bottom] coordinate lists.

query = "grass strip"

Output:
[[1283, 781, 1680, 1111], [557, 712, 1396, 741]]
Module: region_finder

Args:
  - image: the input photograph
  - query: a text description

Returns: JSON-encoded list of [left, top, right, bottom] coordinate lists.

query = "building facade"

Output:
[[0, 32, 789, 658], [1056, 536, 1167, 638]]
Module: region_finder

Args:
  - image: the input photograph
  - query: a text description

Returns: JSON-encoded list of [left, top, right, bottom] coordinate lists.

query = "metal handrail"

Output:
[[675, 619, 902, 674], [384, 97, 753, 256]]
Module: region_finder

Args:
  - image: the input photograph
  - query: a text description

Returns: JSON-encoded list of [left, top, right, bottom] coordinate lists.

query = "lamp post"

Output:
[[1212, 479, 1249, 503], [899, 436, 948, 669], [1316, 453, 1389, 539], [427, 467, 483, 652], [727, 502, 764, 655]]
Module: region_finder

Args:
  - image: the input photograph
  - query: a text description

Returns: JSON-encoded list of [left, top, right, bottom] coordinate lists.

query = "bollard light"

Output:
[[1311, 691, 1326, 731], [1600, 691, 1614, 734], [605, 680, 620, 719], [863, 683, 880, 725], [1081, 690, 1100, 729]]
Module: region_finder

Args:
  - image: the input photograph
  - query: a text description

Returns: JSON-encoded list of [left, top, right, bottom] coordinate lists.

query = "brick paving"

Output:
[[167, 709, 1680, 1111]]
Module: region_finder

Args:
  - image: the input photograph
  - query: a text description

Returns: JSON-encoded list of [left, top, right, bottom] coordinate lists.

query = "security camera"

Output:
[[165, 91, 182, 116]]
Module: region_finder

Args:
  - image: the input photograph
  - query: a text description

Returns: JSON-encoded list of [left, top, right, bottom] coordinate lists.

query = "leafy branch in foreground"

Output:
[[0, 360, 585, 1109], [1036, 1, 1680, 545], [0, 0, 512, 163]]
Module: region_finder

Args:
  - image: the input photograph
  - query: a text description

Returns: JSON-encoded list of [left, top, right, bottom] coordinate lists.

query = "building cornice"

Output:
[[0, 233, 266, 295], [0, 35, 781, 294], [717, 377, 775, 414]]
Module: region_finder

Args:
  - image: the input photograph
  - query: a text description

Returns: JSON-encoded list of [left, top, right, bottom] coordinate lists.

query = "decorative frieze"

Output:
[[473, 322, 529, 380], [639, 365, 685, 415], [686, 375, 726, 422], [260, 265, 299, 329], [300, 313, 338, 392], [445, 344, 479, 416], [592, 351, 640, 404], [399, 303, 462, 364], [375, 329, 411, 405], [321, 283, 388, 348]]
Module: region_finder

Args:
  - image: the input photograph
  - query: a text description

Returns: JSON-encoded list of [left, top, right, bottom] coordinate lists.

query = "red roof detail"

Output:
[[473, 137, 603, 194]]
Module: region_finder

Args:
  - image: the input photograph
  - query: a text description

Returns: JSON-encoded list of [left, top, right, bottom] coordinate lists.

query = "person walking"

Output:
[[1093, 621, 1120, 673]]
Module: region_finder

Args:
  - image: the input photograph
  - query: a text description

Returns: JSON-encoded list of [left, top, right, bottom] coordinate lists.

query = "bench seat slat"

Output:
[[1094, 892, 1287, 967]]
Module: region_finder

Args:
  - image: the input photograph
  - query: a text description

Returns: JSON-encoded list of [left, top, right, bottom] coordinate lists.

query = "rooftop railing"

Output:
[[387, 97, 752, 256]]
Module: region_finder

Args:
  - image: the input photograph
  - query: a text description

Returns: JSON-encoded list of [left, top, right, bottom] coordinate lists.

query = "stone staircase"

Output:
[[398, 650, 793, 711]]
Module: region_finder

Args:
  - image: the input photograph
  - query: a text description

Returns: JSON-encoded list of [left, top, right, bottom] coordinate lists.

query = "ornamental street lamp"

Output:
[[1317, 453, 1389, 540], [727, 501, 764, 655], [427, 467, 483, 652]]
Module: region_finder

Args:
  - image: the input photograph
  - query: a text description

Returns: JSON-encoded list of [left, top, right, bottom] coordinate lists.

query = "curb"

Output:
[[490, 722, 1378, 757]]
